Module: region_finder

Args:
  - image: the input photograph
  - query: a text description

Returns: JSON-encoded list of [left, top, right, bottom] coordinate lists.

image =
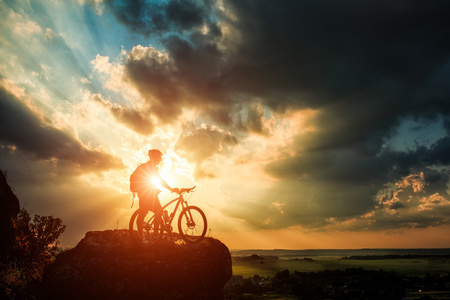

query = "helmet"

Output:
[[148, 149, 163, 158]]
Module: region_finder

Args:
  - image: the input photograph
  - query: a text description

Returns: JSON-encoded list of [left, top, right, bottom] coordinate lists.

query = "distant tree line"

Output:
[[342, 255, 450, 260], [225, 268, 450, 300]]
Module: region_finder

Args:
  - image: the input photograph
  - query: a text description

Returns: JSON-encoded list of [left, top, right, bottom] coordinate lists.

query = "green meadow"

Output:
[[232, 255, 450, 278]]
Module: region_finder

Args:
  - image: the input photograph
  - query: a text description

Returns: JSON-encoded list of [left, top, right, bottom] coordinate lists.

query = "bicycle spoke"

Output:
[[129, 209, 162, 245], [178, 206, 207, 243]]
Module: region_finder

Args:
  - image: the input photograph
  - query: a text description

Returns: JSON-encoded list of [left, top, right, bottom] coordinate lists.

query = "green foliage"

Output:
[[226, 268, 450, 300], [233, 255, 450, 278], [10, 208, 66, 282]]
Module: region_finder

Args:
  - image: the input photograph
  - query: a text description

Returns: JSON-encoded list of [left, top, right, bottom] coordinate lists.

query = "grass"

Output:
[[407, 291, 450, 300], [232, 256, 450, 278]]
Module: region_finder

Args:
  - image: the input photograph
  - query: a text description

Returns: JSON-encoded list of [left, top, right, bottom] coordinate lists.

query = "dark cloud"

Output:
[[104, 0, 232, 126], [92, 94, 154, 135], [166, 0, 207, 29], [219, 0, 450, 157], [234, 103, 270, 135], [0, 86, 124, 173], [225, 1, 450, 101], [105, 0, 212, 36], [223, 167, 450, 232], [266, 134, 450, 185], [111, 0, 450, 135], [123, 34, 230, 126], [221, 0, 450, 230], [175, 124, 238, 177], [258, 140, 450, 229], [124, 45, 184, 124], [104, 0, 450, 230]]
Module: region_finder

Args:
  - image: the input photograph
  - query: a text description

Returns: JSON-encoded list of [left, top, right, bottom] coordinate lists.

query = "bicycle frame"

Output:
[[130, 186, 206, 244], [157, 188, 195, 231]]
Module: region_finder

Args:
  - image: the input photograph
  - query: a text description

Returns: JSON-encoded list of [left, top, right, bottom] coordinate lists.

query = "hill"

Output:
[[39, 230, 232, 299]]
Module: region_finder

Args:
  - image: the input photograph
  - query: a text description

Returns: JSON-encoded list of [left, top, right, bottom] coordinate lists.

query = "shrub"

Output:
[[8, 208, 66, 284]]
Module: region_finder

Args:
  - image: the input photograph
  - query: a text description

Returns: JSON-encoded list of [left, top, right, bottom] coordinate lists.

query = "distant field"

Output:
[[232, 255, 450, 278]]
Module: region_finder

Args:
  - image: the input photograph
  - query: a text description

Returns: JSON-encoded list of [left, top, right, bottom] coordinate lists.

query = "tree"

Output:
[[11, 208, 66, 282]]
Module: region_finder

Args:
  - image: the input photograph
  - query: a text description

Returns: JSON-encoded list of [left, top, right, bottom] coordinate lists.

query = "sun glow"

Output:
[[159, 151, 196, 186], [151, 176, 163, 190]]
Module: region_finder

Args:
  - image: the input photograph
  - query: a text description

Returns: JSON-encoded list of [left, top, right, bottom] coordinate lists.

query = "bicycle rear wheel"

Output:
[[178, 206, 207, 243], [129, 209, 163, 245]]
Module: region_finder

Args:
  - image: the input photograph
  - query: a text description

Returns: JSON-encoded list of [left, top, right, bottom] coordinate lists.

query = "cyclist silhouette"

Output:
[[131, 149, 174, 236]]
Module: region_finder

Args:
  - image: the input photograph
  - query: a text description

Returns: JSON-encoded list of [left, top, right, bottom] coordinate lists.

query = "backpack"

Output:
[[129, 164, 143, 193], [130, 162, 157, 193]]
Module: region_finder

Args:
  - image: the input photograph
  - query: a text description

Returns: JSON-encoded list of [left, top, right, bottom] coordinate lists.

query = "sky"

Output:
[[1, 0, 450, 249]]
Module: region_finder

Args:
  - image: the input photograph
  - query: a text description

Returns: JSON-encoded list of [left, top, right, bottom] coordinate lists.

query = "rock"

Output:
[[39, 230, 232, 300], [0, 170, 20, 260]]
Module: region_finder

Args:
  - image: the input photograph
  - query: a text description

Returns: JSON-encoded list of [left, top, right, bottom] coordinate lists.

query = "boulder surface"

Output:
[[39, 230, 232, 299], [0, 170, 20, 260]]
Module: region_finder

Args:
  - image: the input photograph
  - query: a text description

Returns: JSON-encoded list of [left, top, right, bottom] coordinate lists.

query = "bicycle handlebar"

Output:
[[172, 186, 196, 194]]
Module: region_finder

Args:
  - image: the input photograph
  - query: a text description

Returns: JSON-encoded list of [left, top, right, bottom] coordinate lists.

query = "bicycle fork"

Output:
[[181, 202, 196, 228]]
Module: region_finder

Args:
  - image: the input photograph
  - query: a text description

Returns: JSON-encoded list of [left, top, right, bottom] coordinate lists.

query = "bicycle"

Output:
[[129, 186, 207, 245]]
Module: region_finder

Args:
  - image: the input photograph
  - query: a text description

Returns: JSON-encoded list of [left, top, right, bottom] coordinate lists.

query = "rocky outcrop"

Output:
[[0, 170, 20, 260], [39, 230, 232, 300]]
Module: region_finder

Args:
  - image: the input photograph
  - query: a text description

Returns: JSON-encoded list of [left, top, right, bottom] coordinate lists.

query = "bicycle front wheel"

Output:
[[178, 206, 207, 243], [129, 209, 163, 245]]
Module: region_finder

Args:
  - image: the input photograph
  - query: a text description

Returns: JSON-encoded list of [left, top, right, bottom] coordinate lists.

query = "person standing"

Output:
[[130, 149, 173, 236]]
